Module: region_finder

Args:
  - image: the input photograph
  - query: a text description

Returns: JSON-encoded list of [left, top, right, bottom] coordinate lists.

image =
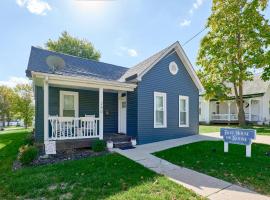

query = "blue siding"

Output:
[[127, 89, 138, 138], [137, 51, 199, 144], [35, 86, 44, 142]]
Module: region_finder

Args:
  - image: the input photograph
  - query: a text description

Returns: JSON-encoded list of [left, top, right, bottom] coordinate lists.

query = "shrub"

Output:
[[92, 140, 106, 152], [18, 145, 38, 165], [24, 134, 35, 145]]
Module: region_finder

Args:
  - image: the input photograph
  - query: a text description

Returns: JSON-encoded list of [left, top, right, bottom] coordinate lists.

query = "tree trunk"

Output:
[[237, 81, 246, 126]]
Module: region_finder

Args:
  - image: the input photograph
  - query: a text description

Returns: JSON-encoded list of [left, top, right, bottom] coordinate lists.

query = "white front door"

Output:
[[119, 96, 127, 134]]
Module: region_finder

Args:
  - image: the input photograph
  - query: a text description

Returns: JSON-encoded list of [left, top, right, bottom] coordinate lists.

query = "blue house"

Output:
[[26, 41, 203, 151]]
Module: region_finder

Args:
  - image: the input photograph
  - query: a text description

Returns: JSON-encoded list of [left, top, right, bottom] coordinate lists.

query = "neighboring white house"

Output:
[[199, 75, 270, 124]]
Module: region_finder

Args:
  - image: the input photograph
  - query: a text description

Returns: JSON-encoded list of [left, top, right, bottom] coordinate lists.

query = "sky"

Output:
[[0, 0, 269, 87]]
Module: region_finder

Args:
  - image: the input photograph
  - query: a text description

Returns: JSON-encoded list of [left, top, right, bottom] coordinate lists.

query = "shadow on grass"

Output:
[[154, 140, 270, 196], [0, 131, 29, 173], [0, 153, 202, 200], [0, 131, 202, 200]]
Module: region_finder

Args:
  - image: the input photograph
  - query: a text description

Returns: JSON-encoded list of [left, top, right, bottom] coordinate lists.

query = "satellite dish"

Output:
[[46, 55, 65, 72]]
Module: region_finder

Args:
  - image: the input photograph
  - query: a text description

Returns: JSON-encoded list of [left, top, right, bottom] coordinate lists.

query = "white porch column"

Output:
[[44, 77, 49, 142], [205, 100, 210, 124], [249, 99, 252, 121], [99, 88, 104, 139], [118, 91, 121, 133], [228, 101, 231, 121]]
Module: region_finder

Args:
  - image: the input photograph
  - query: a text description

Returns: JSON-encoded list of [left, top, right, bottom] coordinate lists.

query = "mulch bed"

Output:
[[13, 148, 109, 171]]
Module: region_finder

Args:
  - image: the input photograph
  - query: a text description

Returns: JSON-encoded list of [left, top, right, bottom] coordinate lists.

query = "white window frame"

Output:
[[59, 91, 79, 117], [179, 95, 189, 127], [154, 92, 167, 128]]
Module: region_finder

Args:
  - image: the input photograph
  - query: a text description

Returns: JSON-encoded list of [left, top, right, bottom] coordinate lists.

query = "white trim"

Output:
[[99, 88, 103, 139], [154, 92, 167, 128], [32, 72, 137, 92], [59, 91, 79, 117], [118, 91, 121, 133], [179, 95, 189, 127], [136, 42, 204, 92], [119, 93, 127, 134]]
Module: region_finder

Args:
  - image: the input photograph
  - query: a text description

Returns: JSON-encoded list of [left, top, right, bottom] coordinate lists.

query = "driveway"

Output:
[[114, 134, 270, 200]]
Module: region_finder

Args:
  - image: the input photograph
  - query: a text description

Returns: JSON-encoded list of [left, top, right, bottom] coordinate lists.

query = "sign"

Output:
[[45, 141, 56, 155], [220, 128, 256, 157]]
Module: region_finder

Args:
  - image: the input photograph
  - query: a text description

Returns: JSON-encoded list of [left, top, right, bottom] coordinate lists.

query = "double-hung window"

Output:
[[154, 92, 167, 128], [179, 96, 189, 127], [60, 91, 79, 117]]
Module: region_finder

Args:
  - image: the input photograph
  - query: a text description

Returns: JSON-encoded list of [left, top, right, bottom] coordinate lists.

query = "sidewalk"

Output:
[[114, 134, 270, 200]]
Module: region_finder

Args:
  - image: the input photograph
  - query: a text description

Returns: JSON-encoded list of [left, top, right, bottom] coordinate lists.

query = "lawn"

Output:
[[154, 141, 270, 196], [200, 125, 270, 136], [0, 129, 203, 200]]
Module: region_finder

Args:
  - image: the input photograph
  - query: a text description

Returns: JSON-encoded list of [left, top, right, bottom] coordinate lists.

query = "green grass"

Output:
[[0, 128, 30, 173], [200, 125, 270, 136], [0, 129, 203, 200], [154, 141, 270, 195]]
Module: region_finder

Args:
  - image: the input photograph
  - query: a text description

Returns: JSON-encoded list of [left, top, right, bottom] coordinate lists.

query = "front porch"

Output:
[[33, 72, 136, 145], [200, 98, 262, 124]]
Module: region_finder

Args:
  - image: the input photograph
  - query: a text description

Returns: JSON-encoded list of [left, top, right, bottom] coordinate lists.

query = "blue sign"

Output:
[[220, 128, 256, 145]]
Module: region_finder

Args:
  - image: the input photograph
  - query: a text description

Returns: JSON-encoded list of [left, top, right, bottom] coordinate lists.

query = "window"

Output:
[[169, 61, 179, 75], [154, 92, 167, 128], [179, 96, 189, 127], [60, 91, 79, 117]]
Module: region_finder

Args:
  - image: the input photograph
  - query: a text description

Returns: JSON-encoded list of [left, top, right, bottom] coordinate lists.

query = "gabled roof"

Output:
[[119, 41, 204, 91], [26, 46, 128, 81], [26, 42, 203, 91], [119, 42, 175, 81], [229, 75, 270, 96]]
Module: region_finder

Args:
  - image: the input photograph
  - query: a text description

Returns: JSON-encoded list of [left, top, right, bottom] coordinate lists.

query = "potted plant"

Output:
[[131, 138, 137, 146], [106, 138, 113, 149]]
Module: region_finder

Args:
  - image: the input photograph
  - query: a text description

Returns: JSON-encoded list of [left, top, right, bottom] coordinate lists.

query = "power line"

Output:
[[182, 27, 207, 47]]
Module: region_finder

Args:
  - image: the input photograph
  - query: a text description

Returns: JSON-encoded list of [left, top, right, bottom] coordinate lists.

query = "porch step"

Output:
[[113, 141, 133, 148], [104, 134, 132, 143]]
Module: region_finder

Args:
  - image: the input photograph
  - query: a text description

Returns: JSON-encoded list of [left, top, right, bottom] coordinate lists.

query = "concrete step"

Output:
[[113, 141, 133, 148]]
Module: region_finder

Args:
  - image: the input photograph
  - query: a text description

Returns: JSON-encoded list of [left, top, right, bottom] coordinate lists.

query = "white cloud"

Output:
[[180, 19, 191, 27], [189, 0, 205, 15], [16, 0, 51, 15], [127, 49, 138, 57], [0, 77, 30, 88], [115, 46, 138, 57]]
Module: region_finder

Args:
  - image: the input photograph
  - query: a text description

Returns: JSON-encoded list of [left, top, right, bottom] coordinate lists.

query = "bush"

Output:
[[18, 145, 38, 165], [92, 140, 106, 152], [24, 134, 35, 145]]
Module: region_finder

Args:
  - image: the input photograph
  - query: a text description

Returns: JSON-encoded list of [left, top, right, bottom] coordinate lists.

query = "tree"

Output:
[[197, 0, 270, 126], [46, 31, 101, 61], [0, 86, 16, 127], [14, 84, 34, 129]]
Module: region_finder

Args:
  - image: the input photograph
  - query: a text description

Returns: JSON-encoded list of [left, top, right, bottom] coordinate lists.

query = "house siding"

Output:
[[35, 86, 44, 142], [35, 86, 118, 141], [137, 51, 199, 144], [127, 89, 138, 138]]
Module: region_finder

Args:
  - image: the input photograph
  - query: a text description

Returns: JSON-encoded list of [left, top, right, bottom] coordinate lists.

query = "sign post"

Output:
[[220, 128, 256, 157]]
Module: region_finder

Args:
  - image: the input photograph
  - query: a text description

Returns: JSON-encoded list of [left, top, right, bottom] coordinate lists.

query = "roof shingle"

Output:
[[26, 46, 128, 81]]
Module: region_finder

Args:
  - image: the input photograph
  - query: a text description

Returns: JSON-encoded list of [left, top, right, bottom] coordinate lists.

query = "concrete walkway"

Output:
[[114, 134, 270, 200]]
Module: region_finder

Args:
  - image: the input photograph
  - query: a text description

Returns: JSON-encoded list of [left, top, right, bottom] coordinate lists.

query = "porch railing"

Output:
[[48, 116, 99, 140], [211, 113, 259, 121]]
